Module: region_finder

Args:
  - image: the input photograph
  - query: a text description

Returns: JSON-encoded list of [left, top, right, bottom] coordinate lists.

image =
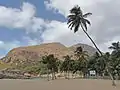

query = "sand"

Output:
[[0, 79, 120, 90]]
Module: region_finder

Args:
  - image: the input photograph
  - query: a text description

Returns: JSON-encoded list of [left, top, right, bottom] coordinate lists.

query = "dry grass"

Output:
[[0, 61, 11, 69], [0, 79, 119, 90]]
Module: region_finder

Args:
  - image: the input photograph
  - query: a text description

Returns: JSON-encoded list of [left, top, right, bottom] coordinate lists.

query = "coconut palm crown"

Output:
[[67, 5, 92, 33]]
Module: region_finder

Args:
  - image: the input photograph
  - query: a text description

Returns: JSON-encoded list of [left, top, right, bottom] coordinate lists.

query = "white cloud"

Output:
[[42, 20, 90, 46], [0, 40, 21, 51], [0, 2, 45, 33], [45, 0, 111, 16], [42, 0, 120, 52], [0, 55, 4, 59], [22, 36, 41, 45]]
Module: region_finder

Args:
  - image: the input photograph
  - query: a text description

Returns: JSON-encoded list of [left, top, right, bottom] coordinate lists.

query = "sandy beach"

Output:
[[0, 79, 120, 90]]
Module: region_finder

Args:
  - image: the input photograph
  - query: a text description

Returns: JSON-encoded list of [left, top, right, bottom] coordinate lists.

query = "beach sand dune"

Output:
[[0, 79, 120, 90]]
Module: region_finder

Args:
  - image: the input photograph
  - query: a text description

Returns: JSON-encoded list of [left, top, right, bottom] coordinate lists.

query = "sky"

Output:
[[0, 0, 120, 58]]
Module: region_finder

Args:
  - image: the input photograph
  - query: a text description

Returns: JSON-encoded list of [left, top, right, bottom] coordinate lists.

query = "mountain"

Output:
[[0, 42, 97, 68]]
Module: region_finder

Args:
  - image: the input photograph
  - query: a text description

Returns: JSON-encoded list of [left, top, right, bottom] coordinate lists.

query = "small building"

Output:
[[89, 70, 96, 76]]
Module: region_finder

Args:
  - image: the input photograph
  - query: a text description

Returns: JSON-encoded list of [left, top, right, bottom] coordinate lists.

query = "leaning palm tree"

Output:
[[67, 5, 101, 55], [67, 5, 116, 86]]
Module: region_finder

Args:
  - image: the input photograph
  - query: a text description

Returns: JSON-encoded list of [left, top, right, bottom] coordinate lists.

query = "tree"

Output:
[[74, 46, 89, 78], [88, 52, 101, 76], [41, 54, 58, 80], [109, 42, 120, 58], [109, 57, 120, 80], [61, 55, 72, 79], [109, 42, 120, 80], [41, 55, 50, 81], [57, 60, 63, 73], [109, 42, 120, 52], [67, 5, 116, 86], [97, 52, 110, 77]]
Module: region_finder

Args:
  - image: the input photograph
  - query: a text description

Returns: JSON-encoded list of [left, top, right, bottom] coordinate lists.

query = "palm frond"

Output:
[[67, 14, 76, 18], [70, 5, 82, 15], [109, 46, 115, 49], [112, 42, 118, 47], [68, 21, 74, 28], [67, 5, 92, 33], [74, 23, 80, 33], [81, 19, 87, 31], [83, 12, 92, 18], [70, 22, 76, 30], [84, 19, 91, 25], [67, 19, 74, 24]]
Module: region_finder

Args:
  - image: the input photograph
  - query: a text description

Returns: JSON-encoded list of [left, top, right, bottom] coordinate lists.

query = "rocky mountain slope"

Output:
[[1, 42, 96, 68]]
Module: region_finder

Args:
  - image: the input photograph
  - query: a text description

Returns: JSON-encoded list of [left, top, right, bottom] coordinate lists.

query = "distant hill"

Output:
[[0, 42, 96, 69]]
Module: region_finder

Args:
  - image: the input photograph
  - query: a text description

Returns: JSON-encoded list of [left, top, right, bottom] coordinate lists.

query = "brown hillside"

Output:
[[1, 42, 96, 67]]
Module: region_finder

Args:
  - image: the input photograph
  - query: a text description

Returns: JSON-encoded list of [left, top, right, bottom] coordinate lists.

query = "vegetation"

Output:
[[67, 5, 116, 86], [0, 61, 12, 69], [23, 42, 119, 80], [6, 41, 119, 85], [40, 54, 58, 80]]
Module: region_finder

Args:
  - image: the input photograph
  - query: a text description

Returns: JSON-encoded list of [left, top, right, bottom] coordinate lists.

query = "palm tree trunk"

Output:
[[53, 70, 56, 79], [81, 25, 116, 86], [106, 67, 116, 86], [68, 71, 70, 79], [72, 72, 74, 79], [47, 68, 49, 81], [64, 71, 67, 79], [52, 69, 54, 80], [81, 25, 102, 55]]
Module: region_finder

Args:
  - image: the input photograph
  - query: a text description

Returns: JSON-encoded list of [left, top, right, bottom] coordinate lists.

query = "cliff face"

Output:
[[1, 42, 96, 67]]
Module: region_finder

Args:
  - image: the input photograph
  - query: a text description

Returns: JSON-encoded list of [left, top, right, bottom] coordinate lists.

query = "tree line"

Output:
[[39, 42, 120, 81]]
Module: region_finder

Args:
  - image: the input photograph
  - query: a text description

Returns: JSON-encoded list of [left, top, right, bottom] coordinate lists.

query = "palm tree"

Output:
[[109, 42, 120, 58], [109, 42, 120, 52], [41, 54, 58, 80], [75, 46, 89, 60], [97, 52, 110, 77], [88, 52, 100, 76], [67, 5, 116, 86], [48, 54, 58, 80], [62, 55, 72, 79], [74, 46, 89, 78], [41, 55, 50, 81], [109, 42, 120, 80], [67, 5, 102, 55]]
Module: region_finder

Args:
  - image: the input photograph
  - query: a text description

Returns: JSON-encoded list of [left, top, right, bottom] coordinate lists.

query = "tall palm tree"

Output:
[[67, 5, 102, 55], [67, 5, 116, 86]]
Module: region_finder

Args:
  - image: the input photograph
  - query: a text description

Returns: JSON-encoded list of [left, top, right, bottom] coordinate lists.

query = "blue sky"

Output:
[[0, 0, 65, 42], [0, 0, 120, 58], [0, 0, 66, 57]]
